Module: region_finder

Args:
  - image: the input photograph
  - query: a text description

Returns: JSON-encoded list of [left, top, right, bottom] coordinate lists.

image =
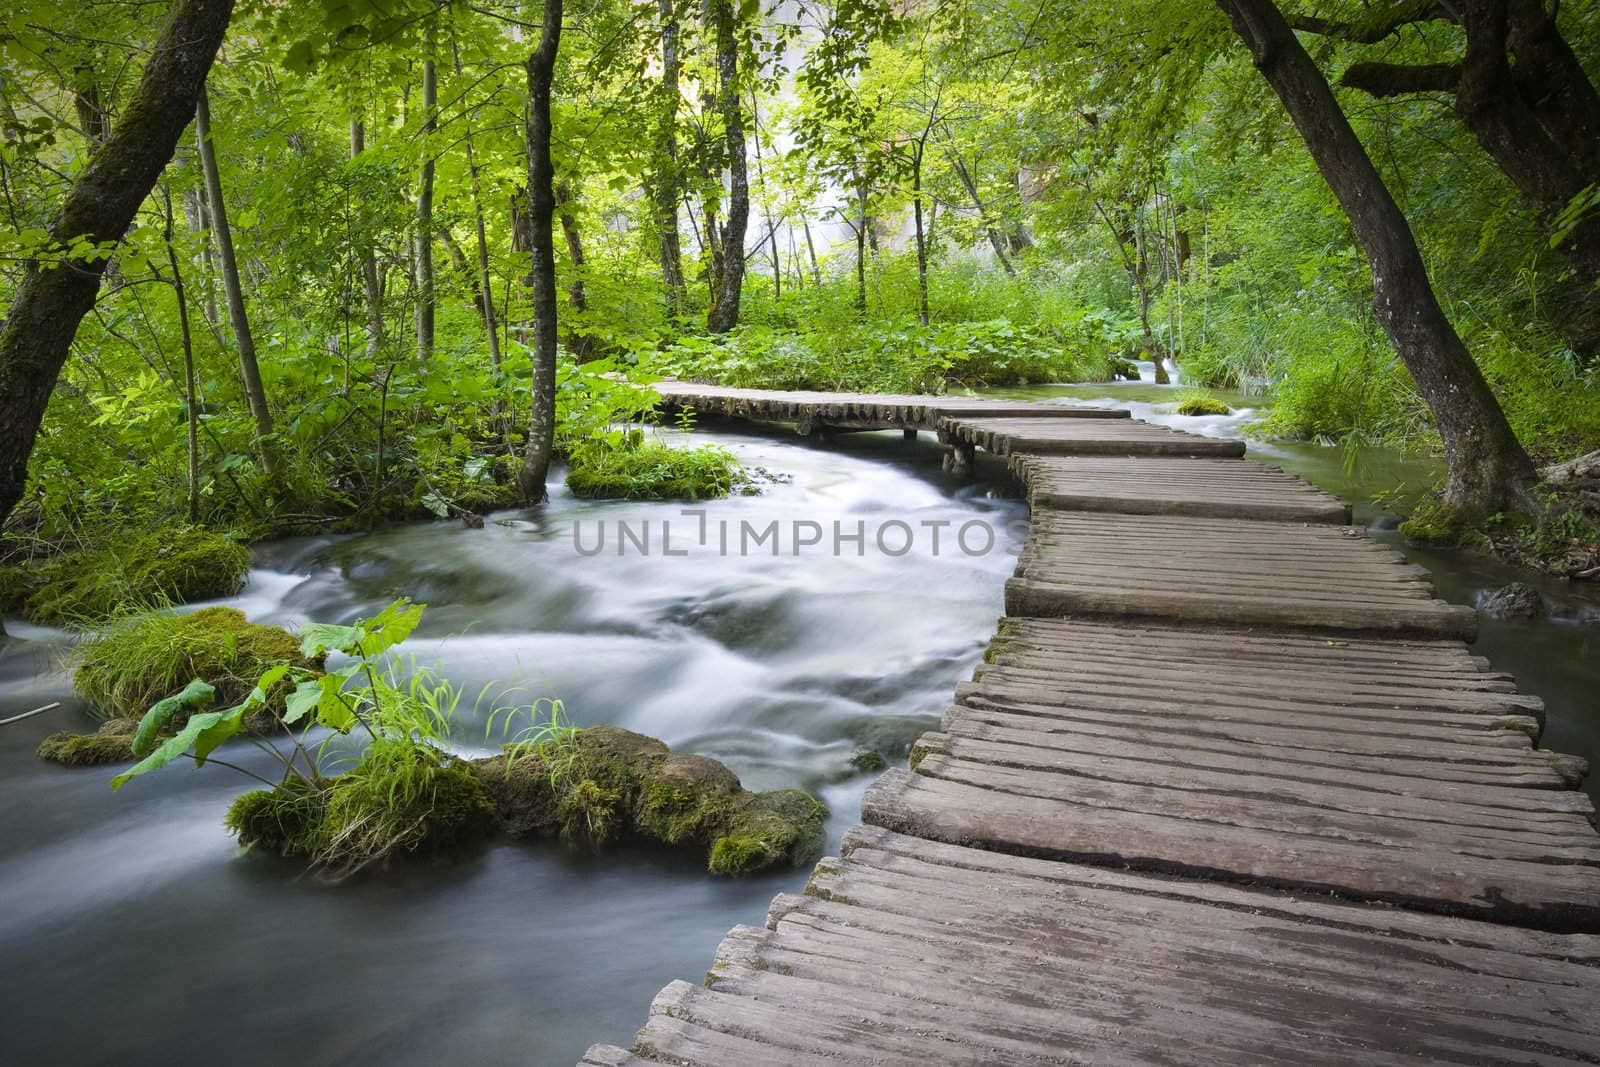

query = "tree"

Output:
[[705, 0, 749, 333], [0, 0, 236, 535], [1297, 1, 1600, 358], [654, 0, 689, 315], [195, 85, 277, 475], [517, 0, 563, 504], [1216, 0, 1536, 514], [415, 20, 438, 363]]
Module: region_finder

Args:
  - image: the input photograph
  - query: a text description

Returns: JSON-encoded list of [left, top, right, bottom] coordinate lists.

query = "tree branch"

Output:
[[1341, 60, 1463, 96], [1288, 1, 1452, 43]]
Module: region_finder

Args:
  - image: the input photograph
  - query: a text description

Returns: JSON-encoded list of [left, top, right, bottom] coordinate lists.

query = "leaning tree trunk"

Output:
[[0, 0, 234, 541], [949, 151, 1015, 276], [349, 113, 385, 361], [517, 0, 562, 505], [912, 148, 930, 327], [706, 0, 748, 334], [655, 0, 688, 315], [415, 26, 438, 363], [1217, 0, 1534, 515], [196, 86, 276, 475]]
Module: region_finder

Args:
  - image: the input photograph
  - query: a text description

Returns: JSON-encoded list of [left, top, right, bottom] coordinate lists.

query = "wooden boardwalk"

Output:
[[585, 384, 1600, 1065]]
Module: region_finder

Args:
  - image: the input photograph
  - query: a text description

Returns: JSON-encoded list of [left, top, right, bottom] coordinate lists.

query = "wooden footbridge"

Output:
[[582, 383, 1600, 1065]]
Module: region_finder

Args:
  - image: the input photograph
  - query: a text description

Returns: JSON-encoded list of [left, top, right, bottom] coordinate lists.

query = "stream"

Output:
[[2, 366, 1595, 1065]]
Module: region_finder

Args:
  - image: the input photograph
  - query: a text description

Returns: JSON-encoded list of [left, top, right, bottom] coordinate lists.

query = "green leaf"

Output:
[[284, 679, 322, 725], [299, 621, 362, 658], [355, 599, 425, 657], [313, 672, 359, 732], [192, 705, 250, 763], [130, 679, 216, 757], [113, 705, 230, 790]]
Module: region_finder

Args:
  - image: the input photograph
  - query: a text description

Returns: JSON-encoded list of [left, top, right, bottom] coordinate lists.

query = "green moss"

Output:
[[228, 743, 495, 870], [1399, 499, 1471, 547], [1174, 391, 1231, 416], [565, 442, 744, 501], [14, 527, 250, 625], [469, 726, 825, 875], [225, 780, 328, 855], [709, 790, 828, 875], [37, 720, 138, 766], [1110, 357, 1141, 381], [75, 606, 314, 719], [849, 749, 887, 773]]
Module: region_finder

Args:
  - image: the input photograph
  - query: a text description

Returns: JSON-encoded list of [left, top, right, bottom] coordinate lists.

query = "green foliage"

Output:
[[9, 528, 250, 626], [75, 607, 309, 719]]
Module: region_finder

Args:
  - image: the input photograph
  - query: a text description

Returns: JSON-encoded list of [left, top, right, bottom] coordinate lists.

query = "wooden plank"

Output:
[[602, 829, 1600, 1065], [1013, 455, 1352, 523], [863, 769, 1600, 932], [946, 415, 1248, 458]]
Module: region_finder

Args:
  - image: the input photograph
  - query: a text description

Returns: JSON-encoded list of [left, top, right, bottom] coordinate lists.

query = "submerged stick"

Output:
[[0, 702, 63, 726]]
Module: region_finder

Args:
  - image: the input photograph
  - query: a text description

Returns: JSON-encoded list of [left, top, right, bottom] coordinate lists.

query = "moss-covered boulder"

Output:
[[37, 718, 138, 766], [227, 742, 495, 872], [74, 606, 315, 720], [565, 442, 744, 501], [1175, 394, 1231, 416], [470, 725, 827, 875], [7, 527, 250, 626]]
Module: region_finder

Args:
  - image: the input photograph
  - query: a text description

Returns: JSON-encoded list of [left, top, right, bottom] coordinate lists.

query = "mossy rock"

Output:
[[229, 744, 496, 870], [469, 725, 826, 875], [1175, 395, 1231, 416], [565, 442, 743, 501], [75, 606, 317, 720], [849, 749, 888, 773], [709, 790, 828, 876], [15, 527, 250, 625], [37, 718, 138, 766], [1110, 358, 1141, 381]]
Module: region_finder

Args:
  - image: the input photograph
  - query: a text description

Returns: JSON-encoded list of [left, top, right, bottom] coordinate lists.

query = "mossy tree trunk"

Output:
[[0, 0, 236, 542], [655, 0, 688, 316], [705, 0, 748, 334], [1217, 0, 1536, 516], [517, 0, 562, 505]]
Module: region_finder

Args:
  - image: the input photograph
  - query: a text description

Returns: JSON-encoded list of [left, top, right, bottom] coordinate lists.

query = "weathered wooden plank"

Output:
[[863, 769, 1600, 932], [935, 718, 1594, 812], [1012, 455, 1352, 523]]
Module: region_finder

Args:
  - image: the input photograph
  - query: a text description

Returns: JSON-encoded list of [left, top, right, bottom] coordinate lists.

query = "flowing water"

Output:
[[3, 367, 1596, 1066], [0, 430, 1027, 1066]]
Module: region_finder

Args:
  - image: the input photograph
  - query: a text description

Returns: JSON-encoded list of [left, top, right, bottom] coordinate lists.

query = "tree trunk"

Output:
[[415, 28, 437, 363], [196, 85, 277, 475], [451, 40, 502, 374], [183, 185, 222, 329], [706, 0, 748, 334], [949, 151, 1015, 275], [1218, 0, 1534, 514], [518, 0, 562, 505], [912, 148, 930, 327], [349, 114, 385, 362], [802, 217, 823, 286], [555, 180, 596, 362], [1335, 1, 1600, 358], [655, 0, 688, 315], [161, 187, 201, 524], [0, 0, 234, 537]]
